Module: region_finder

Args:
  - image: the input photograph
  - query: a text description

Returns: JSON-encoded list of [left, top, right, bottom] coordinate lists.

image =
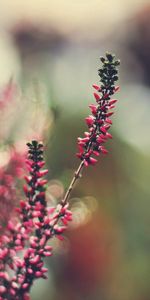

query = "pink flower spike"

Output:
[[0, 57, 119, 298], [93, 93, 101, 102]]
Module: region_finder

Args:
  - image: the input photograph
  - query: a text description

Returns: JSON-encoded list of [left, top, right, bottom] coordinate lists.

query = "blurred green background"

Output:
[[0, 0, 150, 299]]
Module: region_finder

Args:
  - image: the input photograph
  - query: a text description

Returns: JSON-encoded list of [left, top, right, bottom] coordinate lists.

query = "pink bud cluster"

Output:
[[0, 141, 72, 299], [77, 86, 119, 166], [77, 53, 120, 166]]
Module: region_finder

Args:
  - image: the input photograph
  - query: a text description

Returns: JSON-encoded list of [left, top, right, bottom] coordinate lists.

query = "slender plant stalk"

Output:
[[61, 160, 84, 205], [62, 52, 120, 207]]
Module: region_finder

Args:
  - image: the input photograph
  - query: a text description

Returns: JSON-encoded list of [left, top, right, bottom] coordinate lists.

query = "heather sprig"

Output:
[[0, 141, 72, 300], [0, 52, 120, 300], [77, 52, 120, 167], [62, 53, 120, 206], [0, 150, 24, 233]]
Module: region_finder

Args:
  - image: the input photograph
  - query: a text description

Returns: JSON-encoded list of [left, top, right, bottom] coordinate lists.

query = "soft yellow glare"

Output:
[[0, 33, 20, 85], [70, 196, 98, 228], [47, 180, 65, 204]]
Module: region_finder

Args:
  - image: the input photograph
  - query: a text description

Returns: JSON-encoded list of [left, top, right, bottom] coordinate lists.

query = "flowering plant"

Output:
[[0, 53, 120, 299]]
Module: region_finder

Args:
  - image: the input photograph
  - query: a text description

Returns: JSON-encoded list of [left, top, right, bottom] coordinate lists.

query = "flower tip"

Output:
[[89, 104, 97, 115], [100, 147, 108, 154], [89, 157, 97, 165], [114, 86, 120, 92], [85, 115, 94, 127], [109, 99, 117, 105], [92, 84, 101, 91], [93, 92, 101, 102], [105, 118, 112, 125], [106, 133, 113, 139]]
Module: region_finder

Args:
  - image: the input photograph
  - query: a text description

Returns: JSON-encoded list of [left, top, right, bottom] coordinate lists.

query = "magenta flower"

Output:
[[0, 141, 72, 299], [0, 150, 25, 232], [0, 53, 120, 299]]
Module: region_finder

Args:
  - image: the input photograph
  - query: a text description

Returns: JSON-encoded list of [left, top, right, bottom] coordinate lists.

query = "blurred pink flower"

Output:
[[0, 149, 25, 231]]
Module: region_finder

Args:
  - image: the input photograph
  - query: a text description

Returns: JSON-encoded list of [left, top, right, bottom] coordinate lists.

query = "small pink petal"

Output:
[[100, 126, 107, 134], [114, 86, 120, 92], [92, 84, 101, 91], [89, 157, 97, 165], [89, 104, 97, 115], [85, 115, 95, 127], [106, 132, 113, 139], [106, 112, 114, 117], [100, 147, 108, 154], [109, 99, 117, 105], [105, 118, 112, 124], [93, 93, 101, 102]]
